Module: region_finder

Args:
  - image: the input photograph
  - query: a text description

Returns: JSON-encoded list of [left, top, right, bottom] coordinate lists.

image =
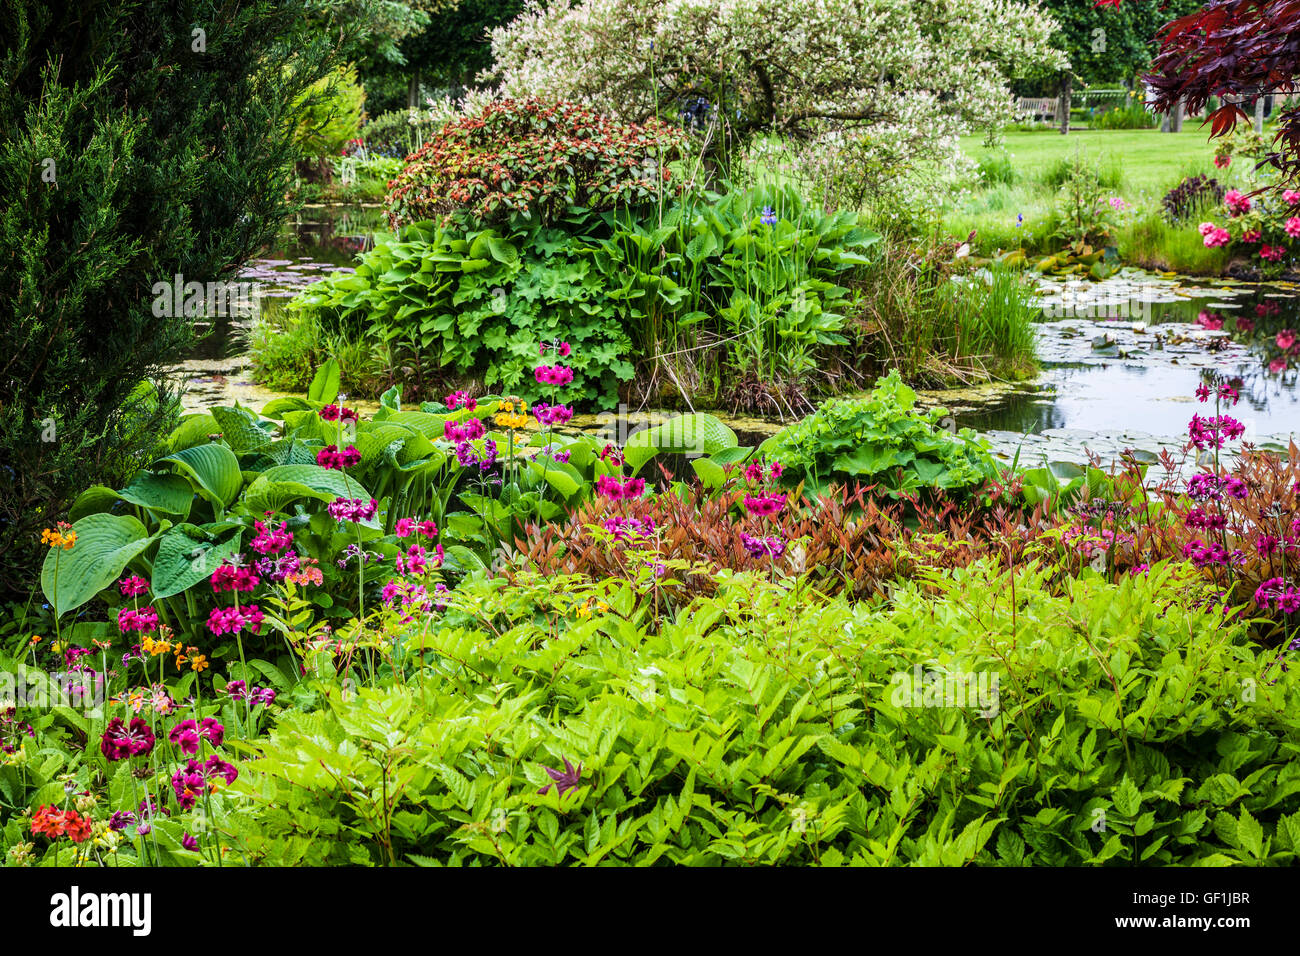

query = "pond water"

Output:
[[176, 209, 1300, 467]]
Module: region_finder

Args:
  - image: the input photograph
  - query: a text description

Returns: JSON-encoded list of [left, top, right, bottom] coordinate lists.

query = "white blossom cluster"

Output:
[[475, 0, 1065, 193]]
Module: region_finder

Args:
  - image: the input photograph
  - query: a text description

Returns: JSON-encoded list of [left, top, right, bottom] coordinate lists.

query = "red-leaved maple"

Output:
[[1098, 0, 1300, 180]]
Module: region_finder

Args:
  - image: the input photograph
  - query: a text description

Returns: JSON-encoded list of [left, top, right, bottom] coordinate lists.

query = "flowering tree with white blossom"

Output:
[[479, 0, 1067, 183]]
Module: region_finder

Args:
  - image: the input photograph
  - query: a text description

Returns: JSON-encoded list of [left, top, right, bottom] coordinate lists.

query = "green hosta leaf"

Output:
[[526, 459, 582, 498], [41, 513, 153, 616], [68, 485, 127, 521], [117, 472, 195, 516], [210, 406, 273, 453], [158, 443, 244, 512], [242, 465, 373, 518], [151, 524, 245, 599], [167, 414, 220, 452], [307, 359, 341, 405], [625, 414, 737, 455]]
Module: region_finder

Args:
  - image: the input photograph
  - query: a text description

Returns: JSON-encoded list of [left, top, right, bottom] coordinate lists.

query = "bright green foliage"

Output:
[[39, 374, 624, 641], [289, 219, 636, 407], [593, 185, 881, 392], [769, 371, 999, 499], [280, 184, 881, 408], [291, 64, 366, 160], [221, 563, 1300, 866]]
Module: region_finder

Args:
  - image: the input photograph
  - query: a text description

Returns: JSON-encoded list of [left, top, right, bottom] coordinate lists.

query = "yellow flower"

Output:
[[40, 526, 76, 549], [190, 653, 209, 673], [28, 635, 41, 646]]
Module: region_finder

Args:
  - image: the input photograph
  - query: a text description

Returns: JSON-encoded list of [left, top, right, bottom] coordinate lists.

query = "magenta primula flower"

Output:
[[534, 364, 574, 386], [316, 445, 361, 470], [602, 515, 655, 543], [171, 755, 238, 810], [168, 717, 224, 756], [1255, 578, 1300, 614], [744, 493, 787, 517], [533, 402, 574, 426], [250, 520, 292, 555], [319, 404, 358, 423], [328, 497, 378, 524], [117, 606, 160, 634], [595, 475, 645, 500], [206, 604, 264, 637], [100, 717, 155, 761], [445, 390, 477, 411], [444, 418, 486, 442], [119, 575, 150, 597], [741, 533, 786, 558], [210, 562, 259, 593]]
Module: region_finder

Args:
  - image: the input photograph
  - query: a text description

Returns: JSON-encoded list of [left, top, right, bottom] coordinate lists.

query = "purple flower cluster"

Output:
[[171, 755, 238, 810], [1186, 473, 1248, 501], [602, 516, 655, 543], [1255, 578, 1300, 615], [225, 680, 276, 706], [741, 533, 786, 559], [454, 438, 498, 472], [1188, 414, 1246, 450], [533, 402, 574, 426]]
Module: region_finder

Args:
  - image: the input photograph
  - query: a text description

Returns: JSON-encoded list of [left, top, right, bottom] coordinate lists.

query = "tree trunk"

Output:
[[1059, 71, 1072, 135], [1255, 96, 1266, 133]]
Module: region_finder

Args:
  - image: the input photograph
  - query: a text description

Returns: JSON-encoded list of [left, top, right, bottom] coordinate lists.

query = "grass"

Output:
[[946, 128, 1246, 274]]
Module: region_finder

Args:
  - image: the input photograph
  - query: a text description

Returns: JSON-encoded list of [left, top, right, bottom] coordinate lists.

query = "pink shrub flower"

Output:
[[1242, 229, 1262, 244], [1277, 329, 1297, 352], [1286, 217, 1300, 240], [1260, 244, 1287, 263], [1213, 154, 1231, 170], [1285, 189, 1300, 206], [1202, 227, 1231, 248], [1224, 189, 1251, 215], [1270, 357, 1289, 374]]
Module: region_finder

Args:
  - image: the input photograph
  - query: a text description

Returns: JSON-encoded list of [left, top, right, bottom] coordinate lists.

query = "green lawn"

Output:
[[959, 128, 1220, 196], [947, 128, 1239, 271]]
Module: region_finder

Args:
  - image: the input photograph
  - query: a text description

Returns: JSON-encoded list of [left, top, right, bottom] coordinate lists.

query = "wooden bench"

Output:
[[1016, 97, 1058, 124]]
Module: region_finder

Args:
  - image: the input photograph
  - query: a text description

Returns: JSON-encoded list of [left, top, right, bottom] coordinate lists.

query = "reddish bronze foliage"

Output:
[[509, 482, 1057, 607], [385, 98, 686, 229]]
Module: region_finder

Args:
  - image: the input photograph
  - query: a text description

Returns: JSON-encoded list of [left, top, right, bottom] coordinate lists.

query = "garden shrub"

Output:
[[289, 218, 636, 407], [384, 98, 687, 229], [0, 0, 334, 601], [767, 371, 1000, 499], [214, 564, 1300, 866]]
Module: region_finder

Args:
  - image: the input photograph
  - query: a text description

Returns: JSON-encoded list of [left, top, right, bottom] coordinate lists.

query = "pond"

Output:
[[176, 209, 1300, 468]]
